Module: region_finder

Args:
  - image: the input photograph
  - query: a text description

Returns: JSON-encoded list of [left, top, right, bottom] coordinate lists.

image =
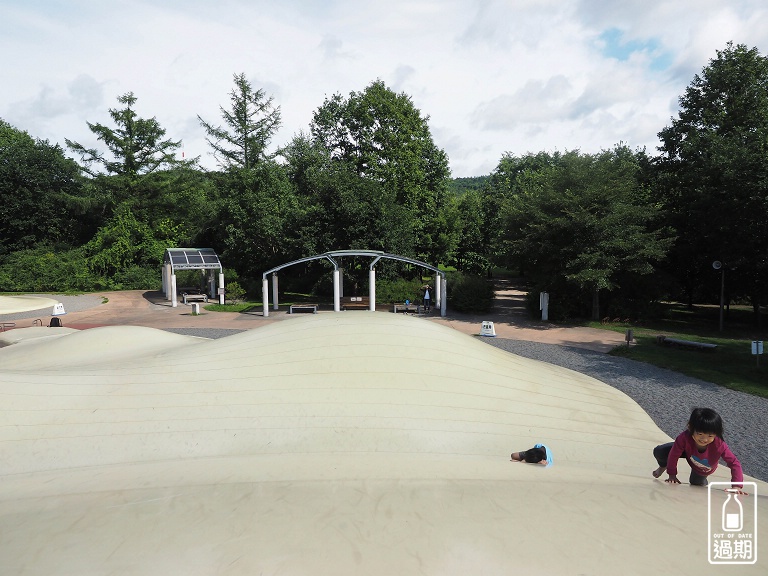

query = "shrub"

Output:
[[374, 277, 424, 303], [0, 245, 101, 292], [226, 281, 246, 303], [447, 273, 494, 313]]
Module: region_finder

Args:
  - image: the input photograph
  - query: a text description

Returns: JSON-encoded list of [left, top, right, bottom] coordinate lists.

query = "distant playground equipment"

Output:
[[261, 250, 447, 318]]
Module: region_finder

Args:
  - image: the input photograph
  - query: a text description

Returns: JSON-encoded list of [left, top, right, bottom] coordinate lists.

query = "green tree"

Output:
[[450, 189, 489, 274], [310, 80, 453, 263], [66, 92, 184, 178], [211, 161, 300, 280], [198, 73, 281, 170], [282, 132, 414, 257], [65, 92, 188, 219], [0, 120, 86, 258], [657, 42, 768, 325], [483, 151, 562, 273], [500, 146, 672, 320], [83, 206, 166, 289]]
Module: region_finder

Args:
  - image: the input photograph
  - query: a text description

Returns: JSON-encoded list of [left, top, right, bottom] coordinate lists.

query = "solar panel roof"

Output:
[[164, 248, 222, 272]]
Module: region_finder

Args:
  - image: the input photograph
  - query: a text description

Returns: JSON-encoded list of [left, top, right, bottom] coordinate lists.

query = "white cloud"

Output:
[[1, 0, 767, 176]]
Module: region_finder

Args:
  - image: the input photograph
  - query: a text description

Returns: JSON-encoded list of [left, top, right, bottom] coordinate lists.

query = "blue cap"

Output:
[[535, 443, 553, 467]]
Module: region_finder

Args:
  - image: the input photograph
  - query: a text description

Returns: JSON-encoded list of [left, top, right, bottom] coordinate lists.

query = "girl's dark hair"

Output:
[[523, 447, 547, 463], [687, 407, 724, 439]]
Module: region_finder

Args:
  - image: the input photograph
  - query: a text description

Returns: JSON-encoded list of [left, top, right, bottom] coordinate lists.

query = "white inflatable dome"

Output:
[[1, 313, 764, 575]]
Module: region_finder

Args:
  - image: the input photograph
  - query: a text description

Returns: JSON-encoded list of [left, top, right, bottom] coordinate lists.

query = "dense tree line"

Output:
[[1, 43, 766, 325]]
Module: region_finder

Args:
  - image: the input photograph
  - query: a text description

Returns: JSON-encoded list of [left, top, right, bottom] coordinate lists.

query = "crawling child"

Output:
[[511, 443, 553, 466], [652, 407, 743, 491]]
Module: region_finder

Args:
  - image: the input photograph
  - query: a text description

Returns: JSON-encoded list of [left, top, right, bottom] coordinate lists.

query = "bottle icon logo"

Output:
[[708, 482, 757, 565], [722, 491, 743, 532]]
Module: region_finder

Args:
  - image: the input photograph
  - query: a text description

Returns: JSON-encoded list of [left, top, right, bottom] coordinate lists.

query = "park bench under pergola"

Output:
[[261, 250, 447, 317]]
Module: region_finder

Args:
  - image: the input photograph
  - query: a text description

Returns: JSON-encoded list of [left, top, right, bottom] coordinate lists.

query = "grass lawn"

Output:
[[203, 291, 317, 314], [588, 303, 768, 399]]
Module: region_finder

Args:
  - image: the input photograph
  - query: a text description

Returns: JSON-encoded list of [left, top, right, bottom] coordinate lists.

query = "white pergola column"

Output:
[[262, 278, 269, 317], [218, 272, 225, 304], [171, 274, 178, 308], [272, 274, 279, 311], [339, 268, 344, 298], [369, 269, 376, 311], [440, 277, 447, 317], [434, 273, 441, 308], [333, 269, 341, 312]]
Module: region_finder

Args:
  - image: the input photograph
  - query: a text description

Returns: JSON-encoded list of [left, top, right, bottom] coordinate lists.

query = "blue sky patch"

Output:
[[599, 28, 672, 71]]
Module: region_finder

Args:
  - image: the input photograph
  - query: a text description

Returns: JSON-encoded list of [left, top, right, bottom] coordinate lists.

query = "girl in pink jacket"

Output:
[[652, 407, 743, 490]]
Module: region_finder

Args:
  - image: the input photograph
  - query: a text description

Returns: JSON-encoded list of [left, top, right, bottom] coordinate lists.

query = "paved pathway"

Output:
[[1, 281, 627, 353], [1, 281, 624, 352], [428, 279, 627, 352]]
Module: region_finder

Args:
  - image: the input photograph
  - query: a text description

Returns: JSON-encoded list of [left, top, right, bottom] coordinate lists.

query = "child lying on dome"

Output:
[[510, 443, 553, 467]]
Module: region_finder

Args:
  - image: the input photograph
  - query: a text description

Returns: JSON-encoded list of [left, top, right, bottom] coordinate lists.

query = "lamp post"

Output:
[[712, 261, 725, 332]]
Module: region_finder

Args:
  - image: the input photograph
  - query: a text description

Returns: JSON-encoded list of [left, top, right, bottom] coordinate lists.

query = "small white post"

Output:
[[218, 272, 225, 304], [434, 274, 441, 308], [540, 291, 549, 321]]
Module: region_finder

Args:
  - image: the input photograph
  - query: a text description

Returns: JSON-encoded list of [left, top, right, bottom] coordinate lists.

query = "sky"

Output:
[[2, 0, 768, 177]]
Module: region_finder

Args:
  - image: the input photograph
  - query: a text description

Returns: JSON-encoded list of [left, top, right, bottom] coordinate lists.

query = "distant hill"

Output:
[[448, 175, 490, 195]]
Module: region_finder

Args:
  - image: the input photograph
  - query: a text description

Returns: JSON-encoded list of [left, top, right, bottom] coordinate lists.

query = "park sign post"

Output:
[[752, 341, 764, 367]]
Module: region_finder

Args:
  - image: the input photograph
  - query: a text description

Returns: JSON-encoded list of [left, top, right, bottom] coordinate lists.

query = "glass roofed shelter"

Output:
[[163, 248, 224, 307]]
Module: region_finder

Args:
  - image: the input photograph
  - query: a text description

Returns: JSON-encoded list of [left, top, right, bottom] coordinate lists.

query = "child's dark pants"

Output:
[[653, 442, 708, 486]]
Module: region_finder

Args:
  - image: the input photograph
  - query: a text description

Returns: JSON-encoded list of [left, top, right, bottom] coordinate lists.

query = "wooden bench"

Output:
[[393, 302, 420, 314], [656, 335, 717, 352], [341, 296, 370, 310], [289, 303, 318, 314]]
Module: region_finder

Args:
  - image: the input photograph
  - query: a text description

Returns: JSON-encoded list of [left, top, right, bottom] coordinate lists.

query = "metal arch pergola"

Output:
[[162, 248, 225, 308], [261, 250, 447, 317]]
